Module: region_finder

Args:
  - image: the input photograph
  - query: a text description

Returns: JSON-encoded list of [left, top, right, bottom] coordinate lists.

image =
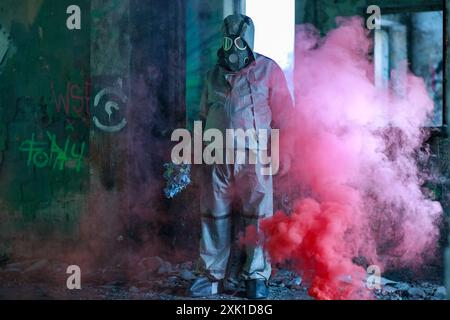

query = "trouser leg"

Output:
[[198, 164, 234, 280], [199, 215, 232, 280], [236, 157, 273, 281], [241, 216, 272, 281]]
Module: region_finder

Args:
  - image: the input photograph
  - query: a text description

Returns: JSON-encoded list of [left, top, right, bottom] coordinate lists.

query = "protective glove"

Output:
[[163, 162, 192, 198]]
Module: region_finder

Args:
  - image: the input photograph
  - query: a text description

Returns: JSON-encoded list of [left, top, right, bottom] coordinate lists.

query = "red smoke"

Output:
[[259, 17, 442, 299]]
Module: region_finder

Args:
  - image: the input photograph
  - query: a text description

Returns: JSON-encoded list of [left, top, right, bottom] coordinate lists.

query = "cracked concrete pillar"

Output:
[[389, 24, 407, 97], [89, 0, 131, 248], [374, 28, 389, 90], [411, 11, 444, 126]]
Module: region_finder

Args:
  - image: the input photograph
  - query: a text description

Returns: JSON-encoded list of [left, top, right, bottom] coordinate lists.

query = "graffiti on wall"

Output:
[[93, 86, 128, 133], [19, 130, 86, 172], [50, 79, 127, 133], [50, 80, 91, 120]]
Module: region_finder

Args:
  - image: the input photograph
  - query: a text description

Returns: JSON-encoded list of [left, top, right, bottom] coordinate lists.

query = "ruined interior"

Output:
[[0, 0, 449, 300]]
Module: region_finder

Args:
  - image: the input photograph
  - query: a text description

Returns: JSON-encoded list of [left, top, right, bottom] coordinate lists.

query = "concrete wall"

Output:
[[0, 0, 187, 262], [0, 0, 91, 257], [185, 0, 223, 131]]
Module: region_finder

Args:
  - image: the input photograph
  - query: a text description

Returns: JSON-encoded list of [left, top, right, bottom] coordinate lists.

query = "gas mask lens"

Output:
[[234, 37, 247, 50], [223, 37, 233, 51], [223, 36, 247, 51]]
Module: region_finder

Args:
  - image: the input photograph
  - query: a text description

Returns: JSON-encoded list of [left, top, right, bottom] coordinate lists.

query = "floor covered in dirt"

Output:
[[0, 256, 447, 300]]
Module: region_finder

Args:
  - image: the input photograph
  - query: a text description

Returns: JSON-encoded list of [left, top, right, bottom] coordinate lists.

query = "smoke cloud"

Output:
[[260, 17, 442, 300]]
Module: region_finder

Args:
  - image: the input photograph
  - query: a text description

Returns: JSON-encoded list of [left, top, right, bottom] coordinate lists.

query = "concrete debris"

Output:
[[138, 256, 175, 275], [139, 256, 164, 273], [382, 285, 398, 294], [380, 277, 398, 286], [407, 287, 426, 299], [371, 276, 448, 301], [157, 260, 173, 274], [179, 269, 196, 281], [287, 276, 302, 289], [393, 282, 410, 291], [434, 286, 446, 298]]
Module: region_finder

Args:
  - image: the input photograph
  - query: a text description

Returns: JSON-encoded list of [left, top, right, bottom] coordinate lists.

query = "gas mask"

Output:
[[220, 15, 255, 72], [222, 34, 251, 72]]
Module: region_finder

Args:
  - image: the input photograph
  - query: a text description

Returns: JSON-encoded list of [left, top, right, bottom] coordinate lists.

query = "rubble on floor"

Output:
[[0, 257, 447, 300], [374, 277, 447, 300]]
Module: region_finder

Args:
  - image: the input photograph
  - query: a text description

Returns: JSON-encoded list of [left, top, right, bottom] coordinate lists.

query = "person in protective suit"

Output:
[[189, 14, 294, 299]]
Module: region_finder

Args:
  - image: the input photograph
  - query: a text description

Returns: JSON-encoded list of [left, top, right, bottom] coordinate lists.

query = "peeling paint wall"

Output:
[[0, 0, 91, 257], [185, 0, 223, 131], [0, 0, 187, 262]]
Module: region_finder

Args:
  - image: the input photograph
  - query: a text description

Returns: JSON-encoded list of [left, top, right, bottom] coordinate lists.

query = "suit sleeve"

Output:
[[269, 62, 296, 156]]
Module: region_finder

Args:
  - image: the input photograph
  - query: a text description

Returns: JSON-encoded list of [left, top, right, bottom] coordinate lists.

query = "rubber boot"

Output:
[[245, 279, 269, 299], [188, 276, 221, 297]]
